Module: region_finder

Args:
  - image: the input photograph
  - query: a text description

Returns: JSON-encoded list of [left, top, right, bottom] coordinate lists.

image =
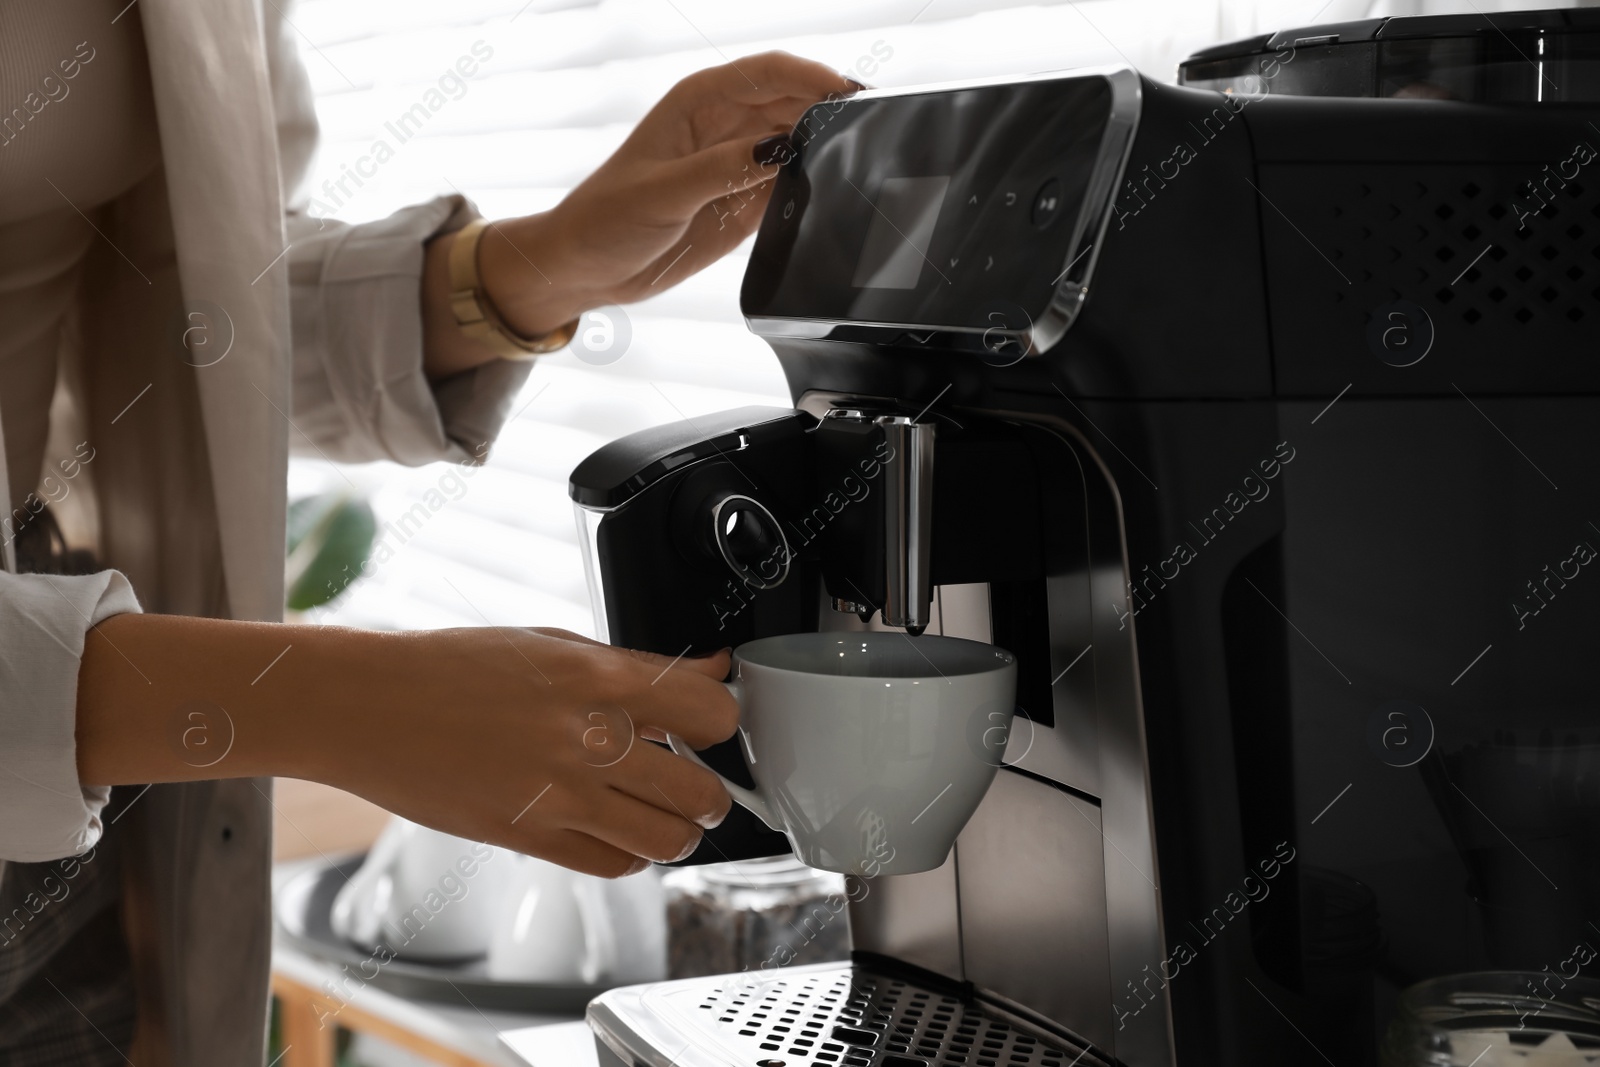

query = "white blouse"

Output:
[[0, 0, 164, 861], [0, 3, 528, 863]]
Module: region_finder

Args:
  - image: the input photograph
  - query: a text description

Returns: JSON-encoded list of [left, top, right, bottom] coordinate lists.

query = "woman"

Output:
[[0, 2, 853, 1062]]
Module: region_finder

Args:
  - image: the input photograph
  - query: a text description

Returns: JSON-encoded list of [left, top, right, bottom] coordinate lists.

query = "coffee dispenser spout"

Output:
[[817, 410, 936, 633], [881, 415, 935, 632]]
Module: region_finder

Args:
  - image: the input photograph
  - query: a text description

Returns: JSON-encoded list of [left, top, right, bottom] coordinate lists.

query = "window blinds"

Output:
[[285, 0, 1378, 633]]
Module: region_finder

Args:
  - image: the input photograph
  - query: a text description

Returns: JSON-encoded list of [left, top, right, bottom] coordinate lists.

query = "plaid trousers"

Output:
[[0, 513, 136, 1065]]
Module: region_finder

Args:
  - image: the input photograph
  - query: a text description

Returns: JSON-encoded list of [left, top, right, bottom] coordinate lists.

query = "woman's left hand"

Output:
[[429, 51, 856, 367]]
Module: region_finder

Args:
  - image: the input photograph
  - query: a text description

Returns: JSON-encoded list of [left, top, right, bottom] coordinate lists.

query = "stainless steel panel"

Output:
[[957, 770, 1113, 1051], [799, 391, 1175, 1066], [994, 567, 1103, 797], [1015, 415, 1173, 1067], [845, 849, 964, 980], [818, 582, 984, 644], [1041, 568, 1102, 796], [933, 582, 992, 643]]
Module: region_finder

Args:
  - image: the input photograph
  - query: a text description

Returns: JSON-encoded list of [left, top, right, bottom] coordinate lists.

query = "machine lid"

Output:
[[1185, 18, 1387, 61], [568, 405, 808, 510], [1180, 7, 1600, 102]]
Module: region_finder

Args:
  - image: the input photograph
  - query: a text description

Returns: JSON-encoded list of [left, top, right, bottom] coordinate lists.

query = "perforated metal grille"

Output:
[[685, 965, 1105, 1067], [1258, 160, 1600, 392], [1325, 170, 1600, 329]]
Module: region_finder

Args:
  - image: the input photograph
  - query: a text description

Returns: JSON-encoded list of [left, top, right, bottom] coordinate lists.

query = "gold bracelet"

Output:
[[447, 217, 579, 361]]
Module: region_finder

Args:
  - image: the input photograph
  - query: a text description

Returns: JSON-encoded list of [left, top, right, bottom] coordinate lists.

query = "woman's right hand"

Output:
[[324, 628, 738, 878], [77, 615, 738, 878]]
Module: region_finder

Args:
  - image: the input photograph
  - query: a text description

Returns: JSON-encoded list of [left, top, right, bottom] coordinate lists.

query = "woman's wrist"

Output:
[[420, 209, 594, 379], [260, 624, 390, 787], [476, 210, 595, 339], [284, 628, 452, 794]]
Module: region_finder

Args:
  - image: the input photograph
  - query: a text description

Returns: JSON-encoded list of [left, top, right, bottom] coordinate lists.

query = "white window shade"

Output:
[[287, 0, 1399, 633]]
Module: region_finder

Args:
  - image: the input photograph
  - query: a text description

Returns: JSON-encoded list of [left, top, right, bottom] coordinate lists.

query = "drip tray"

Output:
[[585, 961, 1108, 1067]]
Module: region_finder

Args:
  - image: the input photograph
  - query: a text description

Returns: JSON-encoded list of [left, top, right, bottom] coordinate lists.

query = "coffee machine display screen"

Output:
[[851, 176, 952, 289], [742, 75, 1115, 332]]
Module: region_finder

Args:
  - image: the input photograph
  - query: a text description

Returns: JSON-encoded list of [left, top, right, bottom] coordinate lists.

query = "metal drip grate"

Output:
[[673, 965, 1106, 1067]]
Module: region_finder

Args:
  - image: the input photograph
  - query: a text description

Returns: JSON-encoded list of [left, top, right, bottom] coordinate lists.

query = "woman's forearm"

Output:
[[74, 614, 741, 877], [74, 613, 382, 787]]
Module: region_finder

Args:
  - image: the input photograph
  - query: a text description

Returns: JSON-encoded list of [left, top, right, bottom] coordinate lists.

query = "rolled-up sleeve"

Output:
[[265, 0, 531, 469], [285, 198, 535, 467], [0, 569, 141, 863]]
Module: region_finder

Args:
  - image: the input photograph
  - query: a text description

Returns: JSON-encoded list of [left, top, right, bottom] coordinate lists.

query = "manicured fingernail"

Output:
[[844, 77, 871, 92], [753, 133, 794, 167]]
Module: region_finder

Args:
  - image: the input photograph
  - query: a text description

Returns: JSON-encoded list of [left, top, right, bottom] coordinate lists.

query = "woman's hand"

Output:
[[422, 51, 858, 376], [77, 616, 738, 878], [323, 627, 738, 877]]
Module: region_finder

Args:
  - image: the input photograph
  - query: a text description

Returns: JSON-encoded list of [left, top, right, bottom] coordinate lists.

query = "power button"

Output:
[[1030, 178, 1063, 230]]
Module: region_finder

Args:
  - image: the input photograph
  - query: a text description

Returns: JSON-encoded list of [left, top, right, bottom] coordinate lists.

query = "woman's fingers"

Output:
[[604, 735, 733, 829], [675, 50, 855, 110], [612, 183, 773, 299], [519, 630, 736, 754], [617, 661, 738, 750], [644, 133, 791, 223], [668, 84, 844, 153], [518, 51, 852, 312], [686, 179, 776, 246], [632, 52, 855, 156], [520, 630, 737, 751], [528, 827, 653, 879], [497, 765, 711, 867], [475, 746, 724, 872], [565, 783, 708, 864], [613, 642, 731, 681]]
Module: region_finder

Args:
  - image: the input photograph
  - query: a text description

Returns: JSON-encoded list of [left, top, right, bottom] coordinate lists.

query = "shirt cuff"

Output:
[[288, 194, 535, 467], [0, 569, 142, 863]]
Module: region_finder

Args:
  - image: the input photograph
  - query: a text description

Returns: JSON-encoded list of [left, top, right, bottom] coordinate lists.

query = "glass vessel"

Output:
[[662, 856, 849, 980]]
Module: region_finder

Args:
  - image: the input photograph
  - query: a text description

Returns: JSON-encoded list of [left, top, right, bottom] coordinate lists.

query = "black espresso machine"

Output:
[[568, 10, 1600, 1066]]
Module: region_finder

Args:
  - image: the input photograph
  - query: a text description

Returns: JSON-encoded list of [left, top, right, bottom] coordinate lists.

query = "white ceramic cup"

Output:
[[668, 632, 1016, 876], [486, 855, 668, 985], [487, 853, 616, 984], [330, 818, 511, 962]]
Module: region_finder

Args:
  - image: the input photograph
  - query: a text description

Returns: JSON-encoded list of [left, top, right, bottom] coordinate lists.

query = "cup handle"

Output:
[[666, 680, 782, 832]]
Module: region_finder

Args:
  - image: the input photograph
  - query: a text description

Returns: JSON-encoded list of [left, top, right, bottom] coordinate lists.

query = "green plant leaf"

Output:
[[287, 493, 341, 556], [285, 495, 378, 611]]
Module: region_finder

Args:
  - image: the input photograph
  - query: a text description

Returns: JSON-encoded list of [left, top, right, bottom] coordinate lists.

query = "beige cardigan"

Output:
[[0, 0, 531, 1061]]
